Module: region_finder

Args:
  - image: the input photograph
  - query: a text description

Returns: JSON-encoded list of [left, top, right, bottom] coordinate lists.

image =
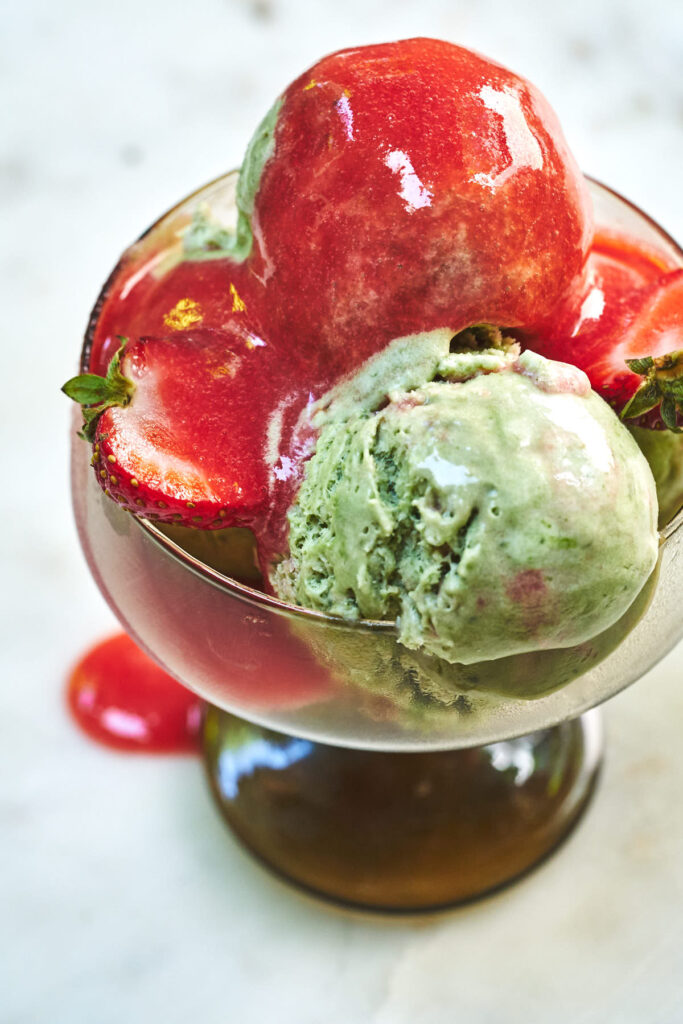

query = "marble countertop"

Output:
[[2, 1, 682, 1021]]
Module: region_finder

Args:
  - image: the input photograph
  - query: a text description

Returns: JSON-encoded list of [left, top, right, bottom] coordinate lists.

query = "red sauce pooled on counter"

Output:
[[67, 633, 201, 753]]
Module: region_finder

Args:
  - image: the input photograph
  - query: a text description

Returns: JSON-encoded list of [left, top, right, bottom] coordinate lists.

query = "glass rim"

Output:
[[80, 172, 683, 632]]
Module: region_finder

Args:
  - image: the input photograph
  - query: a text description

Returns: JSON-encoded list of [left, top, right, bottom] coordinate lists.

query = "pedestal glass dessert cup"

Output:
[[72, 173, 683, 911]]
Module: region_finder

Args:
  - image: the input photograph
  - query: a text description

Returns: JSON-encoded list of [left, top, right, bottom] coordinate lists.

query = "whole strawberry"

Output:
[[236, 37, 592, 376]]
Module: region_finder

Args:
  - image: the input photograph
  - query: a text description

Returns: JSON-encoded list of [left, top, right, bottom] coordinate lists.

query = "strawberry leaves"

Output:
[[621, 350, 683, 433], [62, 342, 135, 442]]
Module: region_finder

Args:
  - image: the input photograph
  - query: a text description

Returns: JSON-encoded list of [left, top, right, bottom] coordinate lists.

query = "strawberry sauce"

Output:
[[67, 633, 202, 753]]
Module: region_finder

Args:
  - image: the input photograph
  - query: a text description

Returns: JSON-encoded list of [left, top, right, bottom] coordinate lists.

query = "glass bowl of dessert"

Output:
[[71, 171, 682, 909], [67, 40, 683, 910]]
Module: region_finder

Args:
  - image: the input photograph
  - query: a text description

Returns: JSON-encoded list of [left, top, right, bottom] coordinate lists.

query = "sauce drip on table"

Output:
[[67, 633, 202, 753]]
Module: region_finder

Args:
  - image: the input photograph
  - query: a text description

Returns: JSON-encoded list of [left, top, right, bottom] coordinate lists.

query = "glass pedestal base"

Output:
[[202, 707, 603, 912]]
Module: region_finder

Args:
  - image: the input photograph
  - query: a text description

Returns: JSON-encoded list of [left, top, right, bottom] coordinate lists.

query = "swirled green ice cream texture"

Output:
[[271, 332, 659, 666]]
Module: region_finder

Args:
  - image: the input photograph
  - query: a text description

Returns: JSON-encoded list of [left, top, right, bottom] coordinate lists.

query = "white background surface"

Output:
[[2, 1, 682, 1021]]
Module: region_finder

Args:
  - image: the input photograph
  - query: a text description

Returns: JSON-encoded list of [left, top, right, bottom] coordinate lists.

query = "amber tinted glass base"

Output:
[[202, 707, 603, 912]]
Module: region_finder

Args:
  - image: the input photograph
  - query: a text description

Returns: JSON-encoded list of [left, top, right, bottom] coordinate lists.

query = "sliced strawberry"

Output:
[[618, 272, 683, 429], [64, 325, 315, 528], [528, 266, 683, 430], [590, 228, 680, 286]]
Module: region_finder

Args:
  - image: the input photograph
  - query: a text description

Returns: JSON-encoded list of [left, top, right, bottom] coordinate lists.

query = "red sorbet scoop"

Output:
[[241, 37, 593, 375]]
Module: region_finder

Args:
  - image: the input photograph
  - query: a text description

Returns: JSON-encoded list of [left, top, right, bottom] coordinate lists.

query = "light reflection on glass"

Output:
[[486, 737, 536, 785], [217, 737, 314, 798]]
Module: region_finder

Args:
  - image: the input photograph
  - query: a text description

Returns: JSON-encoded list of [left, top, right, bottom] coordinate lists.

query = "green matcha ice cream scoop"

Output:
[[272, 333, 659, 665]]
